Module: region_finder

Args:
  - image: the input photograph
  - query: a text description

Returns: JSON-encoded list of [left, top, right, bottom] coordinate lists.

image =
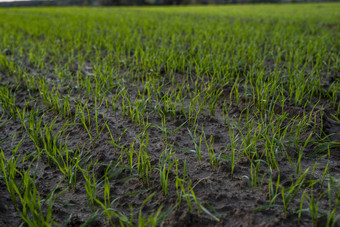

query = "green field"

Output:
[[0, 3, 339, 226]]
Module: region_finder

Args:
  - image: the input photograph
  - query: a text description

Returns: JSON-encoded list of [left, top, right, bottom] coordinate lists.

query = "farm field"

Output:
[[0, 3, 339, 226]]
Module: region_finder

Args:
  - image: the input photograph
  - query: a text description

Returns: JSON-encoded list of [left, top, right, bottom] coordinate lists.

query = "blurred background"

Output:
[[0, 0, 338, 9]]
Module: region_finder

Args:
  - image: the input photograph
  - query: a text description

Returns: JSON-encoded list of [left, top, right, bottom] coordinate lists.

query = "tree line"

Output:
[[0, 0, 336, 7]]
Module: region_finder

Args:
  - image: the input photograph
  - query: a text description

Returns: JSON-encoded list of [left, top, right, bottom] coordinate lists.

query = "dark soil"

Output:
[[0, 61, 340, 227]]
